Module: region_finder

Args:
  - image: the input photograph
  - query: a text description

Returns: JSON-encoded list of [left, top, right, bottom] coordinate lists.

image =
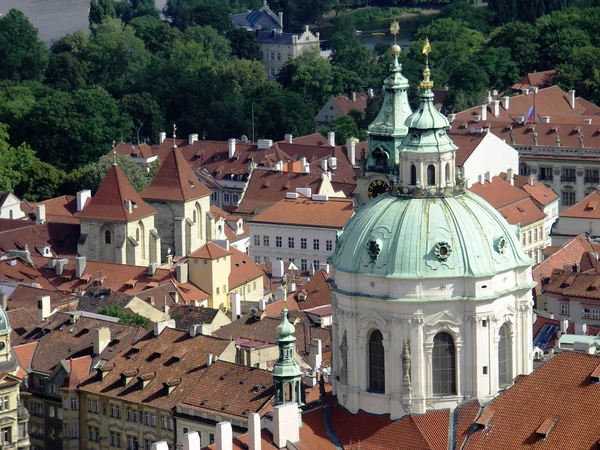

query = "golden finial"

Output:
[[390, 20, 401, 55], [420, 37, 434, 90]]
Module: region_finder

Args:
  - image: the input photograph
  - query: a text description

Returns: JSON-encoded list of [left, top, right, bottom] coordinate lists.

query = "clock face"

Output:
[[368, 179, 390, 200]]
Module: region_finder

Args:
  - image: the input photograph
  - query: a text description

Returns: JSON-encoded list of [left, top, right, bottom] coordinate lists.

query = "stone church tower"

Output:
[[330, 39, 534, 420], [356, 29, 412, 205], [141, 146, 213, 257], [76, 162, 161, 266]]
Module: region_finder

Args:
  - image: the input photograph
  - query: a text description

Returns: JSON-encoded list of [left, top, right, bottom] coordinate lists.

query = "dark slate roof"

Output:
[[169, 305, 220, 330], [254, 31, 296, 44]]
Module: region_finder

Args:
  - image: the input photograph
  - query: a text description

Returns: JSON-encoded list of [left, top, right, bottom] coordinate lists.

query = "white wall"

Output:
[[249, 223, 339, 269], [463, 132, 519, 181], [0, 193, 25, 220], [551, 216, 600, 246]]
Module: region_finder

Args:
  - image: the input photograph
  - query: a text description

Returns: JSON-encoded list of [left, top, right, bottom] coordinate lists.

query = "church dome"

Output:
[[330, 190, 531, 280], [0, 306, 10, 335]]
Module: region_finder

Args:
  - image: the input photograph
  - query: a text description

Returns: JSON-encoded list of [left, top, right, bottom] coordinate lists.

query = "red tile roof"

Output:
[[542, 267, 600, 300], [532, 233, 595, 296], [189, 242, 232, 260], [264, 297, 300, 317], [560, 189, 600, 219], [277, 133, 332, 147], [112, 142, 155, 159], [34, 195, 91, 224], [141, 147, 212, 202], [331, 93, 368, 115], [469, 176, 529, 208], [76, 164, 156, 222], [7, 308, 39, 341], [511, 70, 556, 91], [228, 246, 264, 289], [0, 257, 56, 290], [462, 352, 600, 449], [13, 341, 37, 371], [250, 197, 354, 229], [0, 221, 79, 258], [68, 355, 92, 380], [503, 173, 559, 207], [450, 133, 485, 167], [291, 270, 331, 311]]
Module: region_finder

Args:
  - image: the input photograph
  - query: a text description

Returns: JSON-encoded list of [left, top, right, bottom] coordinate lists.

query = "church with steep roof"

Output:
[[329, 39, 535, 419]]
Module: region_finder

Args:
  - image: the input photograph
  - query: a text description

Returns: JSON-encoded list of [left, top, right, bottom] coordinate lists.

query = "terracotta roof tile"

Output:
[[68, 355, 92, 380], [189, 242, 232, 260], [331, 93, 368, 115], [13, 341, 37, 371], [112, 142, 155, 159], [250, 197, 354, 229], [7, 308, 39, 341], [0, 221, 79, 258], [76, 164, 156, 222], [168, 304, 221, 330], [34, 195, 90, 224], [511, 70, 556, 90], [264, 297, 300, 317], [141, 148, 212, 202], [451, 133, 485, 167], [291, 270, 332, 311], [498, 197, 546, 226], [561, 190, 600, 219], [502, 173, 559, 206], [0, 257, 56, 291], [462, 352, 600, 449], [181, 360, 273, 419], [78, 328, 232, 411], [468, 176, 529, 209], [8, 285, 77, 315], [228, 246, 264, 289]]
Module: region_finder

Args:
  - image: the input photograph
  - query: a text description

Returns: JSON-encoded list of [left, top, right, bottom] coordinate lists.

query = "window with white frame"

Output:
[[232, 193, 239, 204], [211, 192, 217, 202], [70, 397, 77, 410], [593, 309, 600, 319], [263, 236, 270, 246], [254, 235, 260, 246], [583, 308, 591, 318], [288, 237, 295, 248], [313, 239, 320, 250], [560, 303, 569, 315], [326, 240, 333, 251], [301, 259, 307, 271], [301, 238, 307, 249], [223, 192, 230, 203], [0, 396, 8, 412], [276, 236, 282, 247]]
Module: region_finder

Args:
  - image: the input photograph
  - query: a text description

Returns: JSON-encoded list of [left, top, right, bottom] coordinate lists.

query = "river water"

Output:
[[1, 0, 167, 43]]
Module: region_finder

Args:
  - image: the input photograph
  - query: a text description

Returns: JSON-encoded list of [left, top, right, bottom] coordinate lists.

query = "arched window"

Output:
[[410, 164, 417, 185], [427, 165, 436, 186], [498, 323, 512, 388], [193, 210, 197, 223], [105, 230, 111, 244], [445, 163, 451, 183], [137, 221, 146, 259], [136, 228, 140, 242], [368, 329, 385, 393], [195, 203, 202, 239], [9, 210, 13, 219], [432, 332, 456, 395]]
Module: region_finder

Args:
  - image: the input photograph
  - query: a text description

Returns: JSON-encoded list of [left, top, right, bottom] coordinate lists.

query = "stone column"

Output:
[[455, 339, 463, 397], [382, 338, 391, 394]]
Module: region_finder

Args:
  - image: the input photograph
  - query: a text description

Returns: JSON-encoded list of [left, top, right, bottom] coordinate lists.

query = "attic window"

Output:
[[474, 409, 494, 430], [551, 125, 560, 132], [590, 364, 600, 383], [535, 417, 557, 440], [589, 279, 600, 291], [586, 200, 597, 210], [188, 179, 195, 188], [146, 352, 161, 362]]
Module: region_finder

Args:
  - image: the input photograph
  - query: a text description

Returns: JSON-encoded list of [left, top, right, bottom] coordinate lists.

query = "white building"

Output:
[[0, 192, 25, 220], [248, 190, 354, 271], [329, 45, 534, 419], [551, 189, 600, 246]]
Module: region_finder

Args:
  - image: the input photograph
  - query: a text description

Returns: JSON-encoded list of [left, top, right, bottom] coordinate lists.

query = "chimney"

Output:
[[502, 96, 510, 110], [327, 131, 335, 146], [0, 293, 7, 310], [151, 442, 169, 450], [278, 11, 283, 27], [93, 327, 111, 355], [351, 92, 356, 102], [231, 291, 241, 321], [215, 421, 232, 450], [575, 322, 587, 335], [38, 295, 51, 322], [309, 338, 322, 370], [321, 158, 328, 172], [466, 178, 472, 189], [258, 298, 266, 311], [248, 412, 261, 450], [569, 89, 576, 109], [485, 171, 492, 183], [560, 318, 569, 334], [148, 262, 159, 275], [485, 91, 493, 104], [159, 132, 166, 144], [347, 138, 356, 166], [163, 295, 169, 314], [189, 134, 198, 145], [273, 403, 300, 448], [447, 113, 456, 124], [541, 116, 550, 123], [228, 138, 236, 159], [75, 256, 87, 279], [585, 118, 593, 125], [176, 263, 188, 284], [367, 88, 374, 97], [507, 168, 514, 186], [529, 174, 535, 186], [153, 319, 175, 336], [328, 156, 337, 169], [207, 354, 214, 367], [303, 163, 310, 174], [273, 260, 284, 278], [76, 190, 91, 212], [493, 100, 500, 117], [284, 134, 293, 143], [480, 105, 487, 121], [36, 204, 46, 224], [183, 431, 200, 450], [55, 258, 68, 276], [125, 199, 133, 214]]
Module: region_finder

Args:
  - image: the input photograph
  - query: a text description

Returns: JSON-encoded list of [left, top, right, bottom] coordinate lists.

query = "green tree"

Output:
[[114, 0, 160, 23], [476, 46, 520, 91], [227, 28, 261, 60], [45, 53, 89, 91], [0, 123, 38, 193], [24, 87, 132, 171], [86, 18, 152, 95], [76, 154, 160, 194], [183, 25, 232, 61], [164, 0, 234, 32], [97, 305, 152, 329], [15, 160, 66, 202], [324, 114, 365, 145], [0, 10, 50, 82], [129, 15, 180, 55], [277, 49, 334, 110], [89, 0, 117, 28], [440, 2, 495, 33], [488, 21, 540, 73], [119, 93, 165, 144]]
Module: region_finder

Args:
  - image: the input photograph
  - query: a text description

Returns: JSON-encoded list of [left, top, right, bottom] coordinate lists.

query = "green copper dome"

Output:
[[330, 191, 531, 280], [275, 309, 296, 342], [0, 306, 10, 336]]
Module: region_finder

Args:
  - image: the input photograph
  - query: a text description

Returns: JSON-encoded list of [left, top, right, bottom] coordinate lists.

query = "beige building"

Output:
[[76, 163, 161, 266], [76, 327, 236, 450], [0, 305, 29, 450], [254, 27, 320, 80], [141, 147, 213, 258], [188, 242, 264, 312]]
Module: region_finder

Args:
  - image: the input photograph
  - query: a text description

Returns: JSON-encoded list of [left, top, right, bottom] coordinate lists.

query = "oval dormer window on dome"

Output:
[[434, 241, 452, 261]]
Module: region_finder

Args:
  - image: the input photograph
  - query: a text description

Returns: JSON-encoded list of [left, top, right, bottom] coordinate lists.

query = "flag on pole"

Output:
[[526, 106, 535, 123]]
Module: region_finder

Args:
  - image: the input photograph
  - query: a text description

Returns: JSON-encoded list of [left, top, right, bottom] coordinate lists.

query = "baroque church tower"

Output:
[[330, 38, 534, 419], [356, 23, 412, 204]]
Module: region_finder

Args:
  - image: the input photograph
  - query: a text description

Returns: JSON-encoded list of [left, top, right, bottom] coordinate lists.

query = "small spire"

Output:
[[172, 124, 177, 149], [390, 20, 400, 55], [420, 38, 434, 91], [112, 150, 118, 166]]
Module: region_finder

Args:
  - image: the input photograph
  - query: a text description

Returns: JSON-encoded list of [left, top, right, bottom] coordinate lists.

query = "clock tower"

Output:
[[357, 21, 413, 204]]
